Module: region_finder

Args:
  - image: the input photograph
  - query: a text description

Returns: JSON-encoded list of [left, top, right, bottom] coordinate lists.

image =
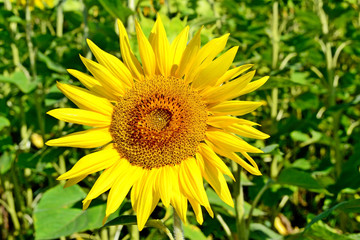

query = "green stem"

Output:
[[129, 225, 139, 240], [56, 0, 64, 37], [147, 219, 175, 240], [233, 163, 248, 240], [3, 179, 21, 237], [317, 1, 343, 177], [216, 213, 232, 239], [100, 228, 109, 240], [246, 179, 273, 228], [81, 0, 91, 59], [127, 0, 136, 32], [271, 1, 279, 70], [25, 0, 36, 79], [333, 111, 342, 177], [173, 209, 184, 240], [271, 1, 279, 119], [26, 0, 45, 135]]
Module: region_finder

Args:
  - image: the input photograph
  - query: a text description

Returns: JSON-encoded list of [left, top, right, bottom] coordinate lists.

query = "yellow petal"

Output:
[[175, 27, 202, 78], [215, 64, 253, 86], [64, 174, 87, 188], [105, 163, 143, 220], [186, 34, 230, 83], [197, 153, 233, 207], [226, 124, 270, 139], [46, 127, 112, 149], [202, 70, 256, 103], [241, 152, 261, 174], [209, 100, 263, 116], [47, 108, 111, 127], [170, 26, 189, 74], [67, 69, 118, 100], [83, 199, 92, 211], [86, 39, 133, 87], [193, 34, 230, 69], [191, 46, 239, 90], [237, 76, 269, 96], [170, 166, 188, 223], [135, 20, 156, 78], [84, 160, 126, 201], [188, 197, 204, 225], [149, 15, 171, 76], [206, 130, 263, 153], [198, 143, 234, 181], [178, 157, 210, 208], [206, 140, 261, 176], [130, 179, 139, 211], [57, 145, 119, 180], [80, 55, 126, 97], [207, 116, 259, 129], [117, 19, 144, 81], [134, 170, 160, 231], [156, 165, 173, 207], [56, 82, 113, 115]]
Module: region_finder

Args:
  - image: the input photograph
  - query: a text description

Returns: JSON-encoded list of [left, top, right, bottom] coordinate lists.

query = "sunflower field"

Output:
[[1, 0, 360, 239]]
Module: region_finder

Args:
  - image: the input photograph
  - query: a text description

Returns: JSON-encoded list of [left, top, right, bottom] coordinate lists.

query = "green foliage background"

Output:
[[0, 0, 360, 239]]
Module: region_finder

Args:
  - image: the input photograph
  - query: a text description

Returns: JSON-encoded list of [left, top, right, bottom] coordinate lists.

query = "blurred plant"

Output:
[[0, 0, 359, 239]]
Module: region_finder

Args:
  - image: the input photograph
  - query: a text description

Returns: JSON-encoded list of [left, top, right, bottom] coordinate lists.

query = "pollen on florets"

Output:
[[110, 76, 208, 169]]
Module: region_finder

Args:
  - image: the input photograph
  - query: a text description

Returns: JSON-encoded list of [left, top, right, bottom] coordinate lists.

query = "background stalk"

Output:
[[232, 162, 248, 240], [270, 1, 279, 119], [173, 209, 184, 240]]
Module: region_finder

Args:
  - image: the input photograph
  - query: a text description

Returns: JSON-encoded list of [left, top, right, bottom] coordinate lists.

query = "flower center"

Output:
[[110, 76, 207, 169], [144, 108, 172, 131]]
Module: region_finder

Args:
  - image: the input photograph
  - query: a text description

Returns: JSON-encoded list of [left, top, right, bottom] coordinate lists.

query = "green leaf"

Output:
[[103, 215, 137, 227], [18, 153, 40, 169], [291, 159, 311, 170], [290, 92, 319, 110], [0, 71, 37, 93], [290, 72, 310, 85], [189, 17, 219, 29], [206, 188, 265, 217], [250, 223, 283, 240], [0, 116, 10, 130], [98, 0, 132, 22], [277, 168, 324, 190], [0, 151, 13, 174], [290, 131, 310, 142], [37, 52, 67, 73], [259, 76, 306, 90], [184, 224, 207, 240], [304, 199, 360, 232], [302, 221, 355, 240], [34, 185, 106, 239], [104, 215, 172, 238], [261, 144, 279, 154]]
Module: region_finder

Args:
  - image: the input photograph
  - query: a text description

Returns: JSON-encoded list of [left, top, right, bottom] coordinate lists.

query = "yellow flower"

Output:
[[46, 15, 269, 230]]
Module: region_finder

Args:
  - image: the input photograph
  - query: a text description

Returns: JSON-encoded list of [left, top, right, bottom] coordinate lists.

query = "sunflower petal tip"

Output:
[[56, 175, 65, 181], [82, 199, 91, 210], [102, 216, 108, 226], [137, 219, 146, 231], [79, 54, 85, 61], [263, 133, 271, 139]]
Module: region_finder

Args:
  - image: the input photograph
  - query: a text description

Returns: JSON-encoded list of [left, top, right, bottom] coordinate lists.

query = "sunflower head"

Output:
[[46, 15, 269, 230]]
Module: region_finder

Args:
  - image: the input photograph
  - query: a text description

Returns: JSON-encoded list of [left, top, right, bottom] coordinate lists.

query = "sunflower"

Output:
[[46, 15, 269, 230]]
